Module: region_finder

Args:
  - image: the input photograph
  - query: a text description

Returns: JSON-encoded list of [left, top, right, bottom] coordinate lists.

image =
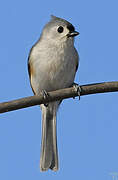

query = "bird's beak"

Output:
[[67, 31, 80, 37]]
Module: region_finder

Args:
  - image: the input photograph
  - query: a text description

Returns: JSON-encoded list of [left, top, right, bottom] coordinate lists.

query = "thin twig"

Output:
[[0, 81, 118, 114]]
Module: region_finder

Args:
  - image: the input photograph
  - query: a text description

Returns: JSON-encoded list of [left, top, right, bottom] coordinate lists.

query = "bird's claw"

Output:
[[72, 83, 81, 100], [41, 90, 49, 107]]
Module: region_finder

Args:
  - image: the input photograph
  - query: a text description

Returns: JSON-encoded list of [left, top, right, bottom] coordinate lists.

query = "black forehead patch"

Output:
[[67, 24, 75, 32]]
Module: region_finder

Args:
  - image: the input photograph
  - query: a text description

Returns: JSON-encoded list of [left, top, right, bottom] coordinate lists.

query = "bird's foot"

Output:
[[72, 83, 81, 100], [41, 90, 49, 107]]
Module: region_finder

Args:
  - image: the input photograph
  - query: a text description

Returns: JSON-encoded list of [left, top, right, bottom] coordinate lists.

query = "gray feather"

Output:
[[40, 103, 58, 171]]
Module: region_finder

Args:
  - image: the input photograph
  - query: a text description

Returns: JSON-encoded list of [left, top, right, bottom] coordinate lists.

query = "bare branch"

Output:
[[0, 81, 118, 114]]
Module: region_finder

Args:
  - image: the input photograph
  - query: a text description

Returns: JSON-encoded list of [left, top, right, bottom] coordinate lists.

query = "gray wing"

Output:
[[27, 46, 36, 94], [74, 47, 79, 72]]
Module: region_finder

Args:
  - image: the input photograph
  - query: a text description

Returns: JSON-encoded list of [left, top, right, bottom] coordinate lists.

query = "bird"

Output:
[[28, 15, 79, 171]]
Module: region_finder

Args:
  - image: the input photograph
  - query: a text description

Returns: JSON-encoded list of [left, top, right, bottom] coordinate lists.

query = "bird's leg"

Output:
[[72, 83, 81, 100], [41, 90, 49, 107]]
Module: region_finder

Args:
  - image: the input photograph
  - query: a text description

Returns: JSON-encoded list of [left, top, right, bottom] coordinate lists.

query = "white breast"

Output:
[[29, 40, 78, 94]]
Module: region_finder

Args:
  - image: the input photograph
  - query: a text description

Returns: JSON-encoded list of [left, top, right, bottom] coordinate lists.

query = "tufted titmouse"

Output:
[[28, 15, 79, 171]]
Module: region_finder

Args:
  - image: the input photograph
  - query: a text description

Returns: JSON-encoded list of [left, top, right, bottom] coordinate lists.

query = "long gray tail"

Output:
[[40, 103, 58, 171]]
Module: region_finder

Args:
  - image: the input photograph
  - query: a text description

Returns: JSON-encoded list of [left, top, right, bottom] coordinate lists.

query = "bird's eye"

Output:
[[57, 26, 64, 33]]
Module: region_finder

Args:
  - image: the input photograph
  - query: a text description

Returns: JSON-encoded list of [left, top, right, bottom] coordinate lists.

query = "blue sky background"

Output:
[[0, 0, 118, 179]]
